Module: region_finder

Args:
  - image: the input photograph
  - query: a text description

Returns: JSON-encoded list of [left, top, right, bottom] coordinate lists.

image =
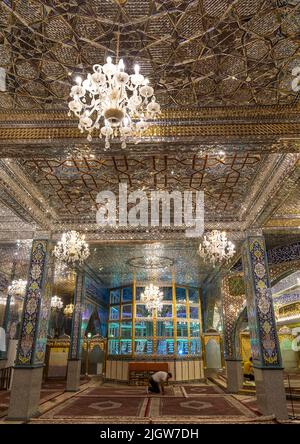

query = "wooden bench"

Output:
[[128, 362, 169, 385]]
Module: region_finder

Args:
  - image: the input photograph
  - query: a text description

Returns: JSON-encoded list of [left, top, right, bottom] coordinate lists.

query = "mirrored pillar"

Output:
[[66, 269, 85, 391], [7, 236, 54, 420], [242, 229, 288, 420]]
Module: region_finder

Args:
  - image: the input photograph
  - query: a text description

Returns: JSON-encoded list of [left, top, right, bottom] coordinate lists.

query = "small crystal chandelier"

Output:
[[198, 230, 235, 267], [64, 303, 74, 317], [140, 284, 164, 315], [53, 231, 90, 266], [68, 56, 160, 149], [8, 279, 27, 298], [51, 295, 63, 310]]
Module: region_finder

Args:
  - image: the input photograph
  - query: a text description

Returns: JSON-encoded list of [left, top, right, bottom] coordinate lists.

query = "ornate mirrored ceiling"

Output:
[[0, 0, 299, 111], [87, 240, 209, 287]]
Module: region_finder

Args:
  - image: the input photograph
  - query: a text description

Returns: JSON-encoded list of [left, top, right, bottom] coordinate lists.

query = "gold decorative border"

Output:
[[0, 122, 299, 140]]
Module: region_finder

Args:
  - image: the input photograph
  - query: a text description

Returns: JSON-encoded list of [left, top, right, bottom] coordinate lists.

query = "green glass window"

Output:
[[108, 322, 119, 338], [177, 321, 188, 337], [121, 322, 132, 338], [135, 321, 153, 337], [109, 306, 119, 320], [190, 321, 200, 337], [157, 320, 173, 337]]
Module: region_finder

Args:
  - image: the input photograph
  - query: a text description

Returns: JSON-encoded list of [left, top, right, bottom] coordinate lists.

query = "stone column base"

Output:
[[254, 367, 288, 420], [7, 366, 43, 421], [66, 359, 81, 392], [225, 359, 243, 393]]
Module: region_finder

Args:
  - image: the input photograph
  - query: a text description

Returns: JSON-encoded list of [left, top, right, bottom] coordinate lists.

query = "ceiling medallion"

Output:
[[140, 284, 163, 315], [198, 230, 235, 267], [127, 256, 174, 269], [68, 56, 161, 149], [53, 230, 90, 266]]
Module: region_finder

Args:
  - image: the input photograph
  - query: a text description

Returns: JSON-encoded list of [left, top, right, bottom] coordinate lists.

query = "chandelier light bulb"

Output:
[[68, 57, 161, 149]]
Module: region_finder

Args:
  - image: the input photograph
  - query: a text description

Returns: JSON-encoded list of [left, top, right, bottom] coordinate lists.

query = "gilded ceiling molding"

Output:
[[0, 162, 52, 229], [244, 154, 300, 228], [0, 104, 299, 124], [0, 123, 299, 144], [1, 160, 59, 222]]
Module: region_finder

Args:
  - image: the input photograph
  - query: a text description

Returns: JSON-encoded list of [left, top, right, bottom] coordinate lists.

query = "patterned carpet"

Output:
[[0, 389, 64, 417], [1, 381, 298, 424], [26, 383, 260, 423], [182, 385, 224, 395]]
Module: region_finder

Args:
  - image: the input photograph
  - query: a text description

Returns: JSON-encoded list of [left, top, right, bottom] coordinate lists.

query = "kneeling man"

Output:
[[148, 371, 172, 395]]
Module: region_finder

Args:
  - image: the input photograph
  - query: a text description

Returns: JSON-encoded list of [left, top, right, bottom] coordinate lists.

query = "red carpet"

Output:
[[182, 385, 224, 395], [50, 396, 147, 418], [156, 396, 245, 416]]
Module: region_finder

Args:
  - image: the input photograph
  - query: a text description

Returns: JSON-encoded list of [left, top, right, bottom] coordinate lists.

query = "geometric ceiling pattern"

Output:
[[0, 0, 299, 111], [87, 240, 208, 287], [19, 153, 263, 223]]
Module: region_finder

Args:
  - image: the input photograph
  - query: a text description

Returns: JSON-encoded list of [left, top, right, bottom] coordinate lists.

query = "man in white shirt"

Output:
[[148, 371, 172, 394]]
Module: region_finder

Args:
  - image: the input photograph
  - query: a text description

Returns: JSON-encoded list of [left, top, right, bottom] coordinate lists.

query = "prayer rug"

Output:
[[41, 396, 148, 418], [182, 385, 224, 396], [149, 396, 253, 417], [81, 385, 176, 397]]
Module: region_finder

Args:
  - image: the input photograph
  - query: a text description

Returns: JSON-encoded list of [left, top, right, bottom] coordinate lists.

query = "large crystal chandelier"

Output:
[[198, 230, 235, 267], [140, 284, 163, 315], [68, 57, 160, 149], [53, 231, 90, 266]]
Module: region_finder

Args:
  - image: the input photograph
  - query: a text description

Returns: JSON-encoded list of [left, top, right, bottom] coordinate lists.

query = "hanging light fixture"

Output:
[[68, 27, 161, 150], [64, 303, 74, 317], [8, 279, 27, 298], [198, 230, 235, 267], [53, 231, 90, 266], [51, 295, 63, 310], [140, 284, 164, 315]]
